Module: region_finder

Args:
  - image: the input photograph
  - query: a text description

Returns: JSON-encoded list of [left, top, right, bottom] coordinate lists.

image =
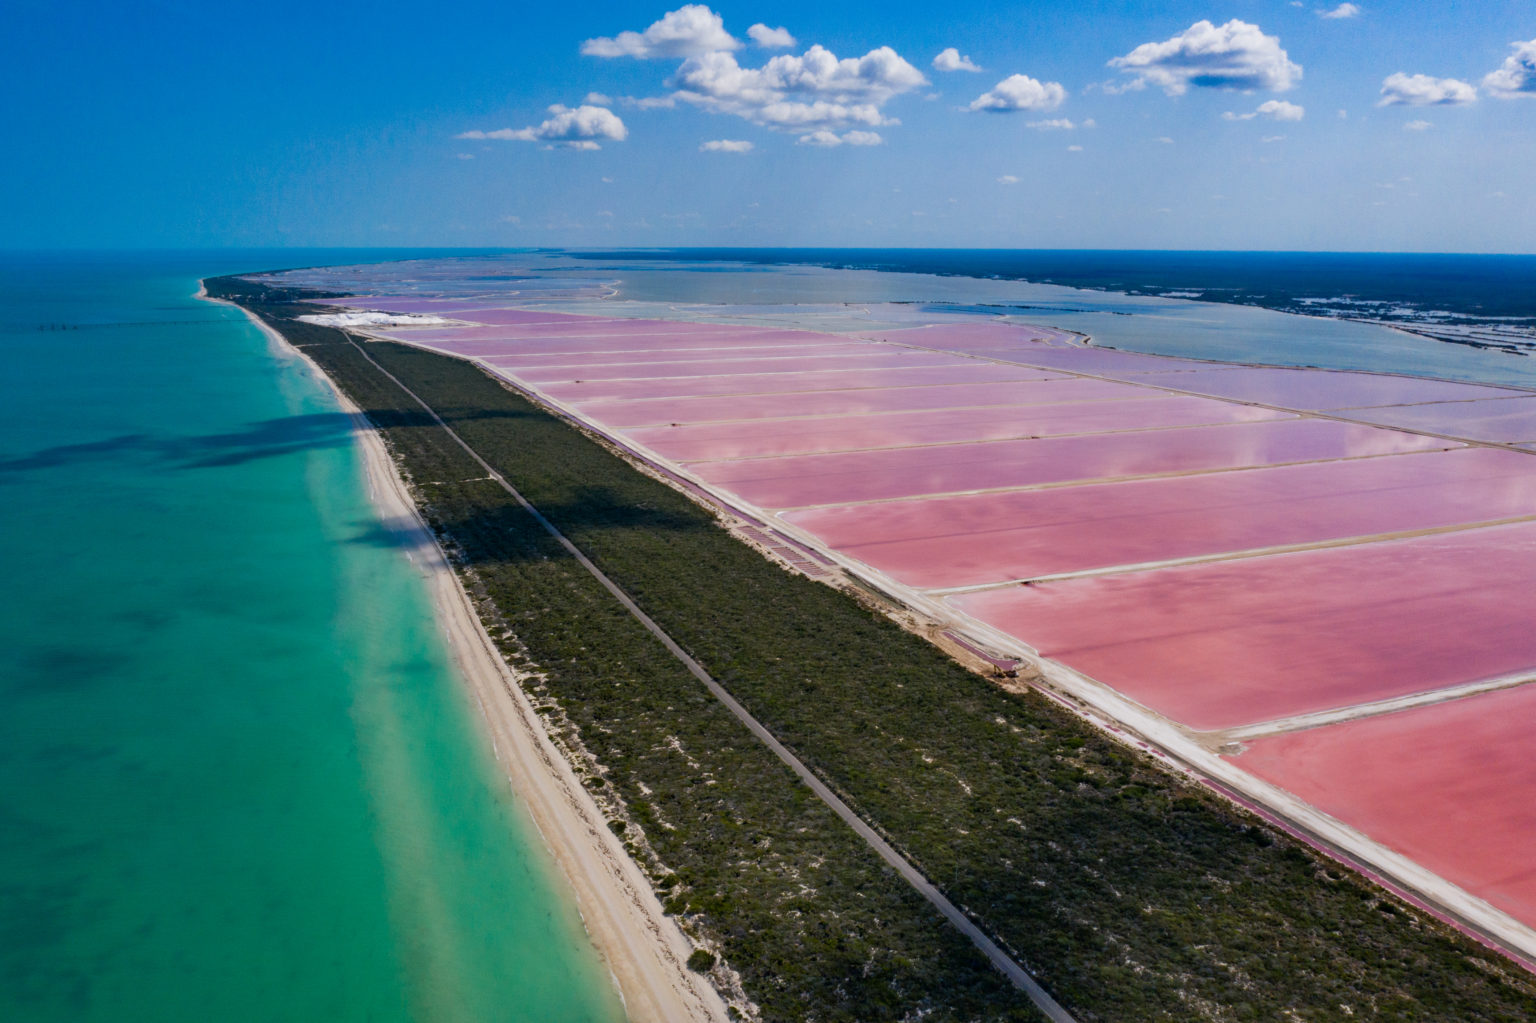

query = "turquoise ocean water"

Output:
[[0, 252, 625, 1023]]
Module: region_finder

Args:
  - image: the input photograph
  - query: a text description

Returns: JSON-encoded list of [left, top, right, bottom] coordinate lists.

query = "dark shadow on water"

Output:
[[6, 646, 129, 697], [0, 413, 356, 475], [345, 516, 442, 554], [1, 408, 541, 477]]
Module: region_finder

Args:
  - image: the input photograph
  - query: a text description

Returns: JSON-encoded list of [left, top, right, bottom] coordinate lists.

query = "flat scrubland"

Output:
[[210, 275, 1536, 1023]]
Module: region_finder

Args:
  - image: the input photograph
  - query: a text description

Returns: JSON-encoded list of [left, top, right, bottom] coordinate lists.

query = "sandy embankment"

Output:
[[201, 288, 729, 1023]]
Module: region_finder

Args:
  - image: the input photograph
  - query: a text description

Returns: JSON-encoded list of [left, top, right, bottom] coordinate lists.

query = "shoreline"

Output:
[[199, 286, 729, 1023]]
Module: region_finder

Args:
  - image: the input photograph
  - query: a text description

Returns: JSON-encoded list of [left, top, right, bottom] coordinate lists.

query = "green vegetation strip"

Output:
[[346, 331, 1074, 1023], [212, 278, 1045, 1022], [212, 276, 1536, 1023]]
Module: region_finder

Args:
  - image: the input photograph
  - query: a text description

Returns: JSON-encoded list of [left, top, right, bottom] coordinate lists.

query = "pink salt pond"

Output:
[[1235, 684, 1536, 929], [949, 521, 1536, 730], [785, 447, 1536, 589], [690, 419, 1450, 509], [408, 332, 829, 357], [481, 340, 881, 367], [629, 396, 1290, 463], [1129, 367, 1520, 410], [573, 377, 1161, 428], [441, 308, 609, 325], [532, 363, 1066, 403], [1335, 396, 1536, 444], [397, 326, 831, 347], [372, 303, 1536, 941], [506, 350, 959, 384]]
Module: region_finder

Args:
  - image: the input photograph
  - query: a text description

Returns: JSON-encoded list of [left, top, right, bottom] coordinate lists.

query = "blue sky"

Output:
[[3, 0, 1533, 251]]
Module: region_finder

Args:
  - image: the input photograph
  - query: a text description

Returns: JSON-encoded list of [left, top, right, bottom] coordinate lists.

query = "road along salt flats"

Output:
[[358, 301, 1536, 954]]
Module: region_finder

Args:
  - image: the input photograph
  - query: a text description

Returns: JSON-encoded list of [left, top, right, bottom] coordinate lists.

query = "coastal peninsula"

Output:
[[204, 268, 1536, 1023]]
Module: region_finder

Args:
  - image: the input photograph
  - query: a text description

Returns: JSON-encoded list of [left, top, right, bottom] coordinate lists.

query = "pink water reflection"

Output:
[[572, 378, 1163, 428], [310, 297, 512, 314], [951, 521, 1536, 729], [692, 419, 1450, 508], [786, 448, 1536, 588], [631, 396, 1289, 462], [481, 340, 881, 367], [1130, 367, 1519, 409], [1335, 396, 1536, 444], [1237, 685, 1536, 929], [404, 331, 829, 356], [531, 363, 1065, 403], [396, 319, 743, 340], [508, 350, 958, 384], [396, 326, 824, 345]]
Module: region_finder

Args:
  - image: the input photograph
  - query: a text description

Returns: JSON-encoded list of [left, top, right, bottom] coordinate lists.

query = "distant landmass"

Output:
[[573, 248, 1536, 355]]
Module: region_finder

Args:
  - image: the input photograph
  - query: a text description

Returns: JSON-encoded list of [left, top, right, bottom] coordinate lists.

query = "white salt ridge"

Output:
[[298, 312, 457, 327]]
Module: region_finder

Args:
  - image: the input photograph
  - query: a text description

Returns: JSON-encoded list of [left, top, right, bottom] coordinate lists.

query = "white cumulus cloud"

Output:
[[1403, 119, 1433, 130], [700, 138, 754, 152], [1222, 99, 1305, 121], [969, 73, 1067, 112], [456, 105, 628, 148], [622, 95, 680, 110], [1109, 19, 1301, 95], [1317, 3, 1361, 18], [1027, 117, 1075, 129], [1067, 144, 1083, 151], [796, 129, 883, 147], [582, 4, 738, 59], [671, 44, 927, 133], [748, 23, 796, 49], [1482, 39, 1536, 99], [933, 47, 982, 72], [1377, 72, 1476, 106], [997, 174, 1020, 184]]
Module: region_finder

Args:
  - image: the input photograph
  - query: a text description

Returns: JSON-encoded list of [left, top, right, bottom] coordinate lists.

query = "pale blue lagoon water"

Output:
[[0, 252, 624, 1023], [589, 260, 1536, 389]]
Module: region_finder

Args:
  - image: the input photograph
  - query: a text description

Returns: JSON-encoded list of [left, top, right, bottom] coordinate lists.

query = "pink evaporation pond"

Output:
[[1130, 367, 1520, 410], [631, 396, 1290, 462], [785, 447, 1536, 588], [860, 324, 1071, 347], [1236, 684, 1536, 929], [392, 325, 822, 345], [443, 308, 608, 325], [411, 319, 754, 340], [507, 350, 960, 384], [531, 363, 1066, 403], [950, 520, 1536, 730], [573, 377, 1166, 428], [1336, 396, 1536, 445], [308, 297, 504, 313], [384, 320, 625, 341], [691, 419, 1450, 509], [480, 340, 882, 368], [403, 331, 831, 357], [865, 326, 1221, 376]]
